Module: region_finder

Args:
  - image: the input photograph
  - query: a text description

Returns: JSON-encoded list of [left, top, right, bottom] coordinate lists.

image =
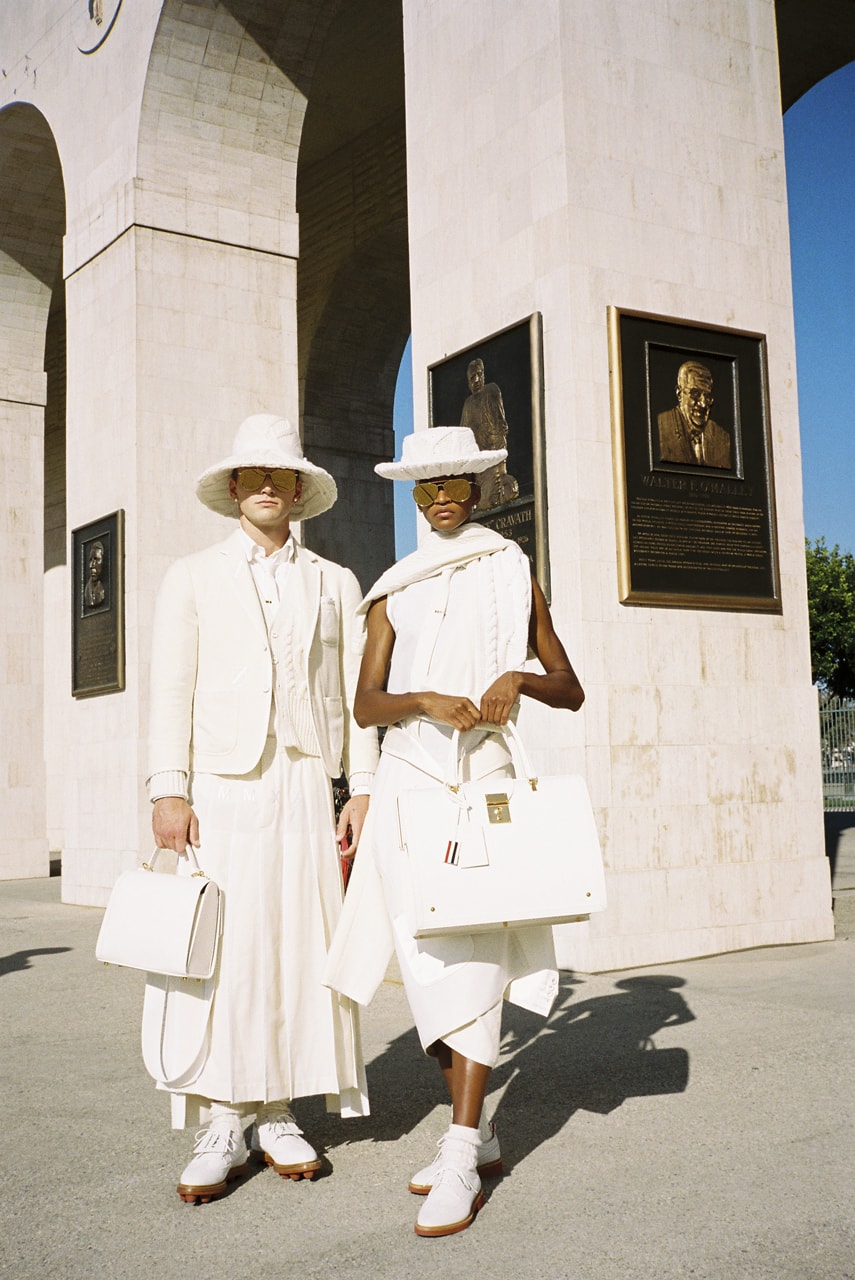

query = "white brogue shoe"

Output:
[[414, 1125, 484, 1238], [409, 1117, 502, 1194], [177, 1125, 249, 1205], [256, 1109, 322, 1181]]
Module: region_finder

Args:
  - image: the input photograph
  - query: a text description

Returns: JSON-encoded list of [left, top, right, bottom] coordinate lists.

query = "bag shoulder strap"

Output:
[[141, 974, 215, 1090]]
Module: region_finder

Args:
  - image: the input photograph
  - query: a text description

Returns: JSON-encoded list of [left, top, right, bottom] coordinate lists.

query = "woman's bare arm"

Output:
[[478, 576, 584, 724]]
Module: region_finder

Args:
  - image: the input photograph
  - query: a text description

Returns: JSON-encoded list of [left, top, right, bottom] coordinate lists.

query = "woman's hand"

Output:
[[152, 797, 200, 852], [417, 692, 481, 731], [478, 671, 524, 725]]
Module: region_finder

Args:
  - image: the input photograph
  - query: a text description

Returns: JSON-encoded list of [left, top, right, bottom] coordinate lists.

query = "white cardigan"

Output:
[[147, 530, 379, 783]]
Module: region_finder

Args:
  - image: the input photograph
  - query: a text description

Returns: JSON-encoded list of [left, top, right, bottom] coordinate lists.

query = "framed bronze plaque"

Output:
[[608, 307, 781, 611], [428, 313, 550, 599], [72, 509, 125, 696]]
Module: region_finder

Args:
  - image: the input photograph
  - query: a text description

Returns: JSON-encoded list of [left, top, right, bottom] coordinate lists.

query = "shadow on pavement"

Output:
[[0, 946, 72, 977], [310, 971, 694, 1174]]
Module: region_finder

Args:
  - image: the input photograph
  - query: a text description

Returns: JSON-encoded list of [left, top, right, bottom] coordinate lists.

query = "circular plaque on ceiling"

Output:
[[74, 0, 122, 54]]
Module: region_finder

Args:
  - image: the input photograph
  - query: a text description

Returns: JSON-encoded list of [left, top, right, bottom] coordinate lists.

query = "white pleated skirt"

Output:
[[160, 737, 367, 1127]]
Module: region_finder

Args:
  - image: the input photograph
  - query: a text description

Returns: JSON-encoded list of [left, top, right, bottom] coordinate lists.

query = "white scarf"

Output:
[[362, 523, 514, 609], [361, 523, 532, 680]]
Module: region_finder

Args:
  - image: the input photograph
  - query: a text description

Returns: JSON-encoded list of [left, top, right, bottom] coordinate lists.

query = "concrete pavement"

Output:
[[1, 875, 853, 1280]]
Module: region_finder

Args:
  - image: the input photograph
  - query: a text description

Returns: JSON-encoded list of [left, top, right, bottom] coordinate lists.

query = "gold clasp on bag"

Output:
[[485, 793, 511, 824]]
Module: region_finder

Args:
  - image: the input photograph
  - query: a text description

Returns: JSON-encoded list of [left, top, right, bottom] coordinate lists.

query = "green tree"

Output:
[[805, 537, 855, 699]]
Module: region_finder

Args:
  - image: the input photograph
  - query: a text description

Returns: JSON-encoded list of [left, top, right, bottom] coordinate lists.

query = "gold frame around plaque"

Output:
[[72, 509, 126, 697], [427, 313, 550, 601], [608, 306, 781, 612]]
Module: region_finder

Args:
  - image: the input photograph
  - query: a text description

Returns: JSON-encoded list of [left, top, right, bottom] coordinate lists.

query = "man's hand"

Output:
[[152, 796, 200, 852], [336, 794, 370, 855]]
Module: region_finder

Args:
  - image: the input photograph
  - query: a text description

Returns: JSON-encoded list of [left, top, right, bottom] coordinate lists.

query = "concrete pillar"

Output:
[[61, 224, 299, 903], [402, 0, 833, 966], [0, 394, 48, 878]]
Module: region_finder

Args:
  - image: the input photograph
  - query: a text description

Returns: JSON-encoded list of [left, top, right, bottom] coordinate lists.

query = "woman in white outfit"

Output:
[[334, 426, 584, 1237]]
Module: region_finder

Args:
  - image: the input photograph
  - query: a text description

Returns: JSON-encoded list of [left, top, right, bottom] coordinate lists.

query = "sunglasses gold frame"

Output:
[[235, 467, 298, 492], [412, 478, 475, 508]]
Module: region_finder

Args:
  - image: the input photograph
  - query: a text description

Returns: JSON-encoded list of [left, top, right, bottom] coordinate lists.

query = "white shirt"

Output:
[[239, 526, 296, 622]]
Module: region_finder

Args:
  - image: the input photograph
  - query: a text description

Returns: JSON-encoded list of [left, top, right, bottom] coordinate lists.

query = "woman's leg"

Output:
[[431, 1038, 454, 1096], [414, 1056, 489, 1237], [449, 1050, 491, 1128]]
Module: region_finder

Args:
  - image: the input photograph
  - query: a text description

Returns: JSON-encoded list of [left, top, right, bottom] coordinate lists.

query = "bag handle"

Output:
[[444, 720, 538, 790], [144, 845, 208, 878]]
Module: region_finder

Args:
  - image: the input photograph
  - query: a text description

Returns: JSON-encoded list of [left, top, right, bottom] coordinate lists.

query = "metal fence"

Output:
[[819, 698, 855, 811]]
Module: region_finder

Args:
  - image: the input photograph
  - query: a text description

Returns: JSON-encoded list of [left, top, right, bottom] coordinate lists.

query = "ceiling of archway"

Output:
[[0, 103, 65, 288], [298, 0, 404, 171], [776, 0, 855, 110], [215, 0, 405, 172]]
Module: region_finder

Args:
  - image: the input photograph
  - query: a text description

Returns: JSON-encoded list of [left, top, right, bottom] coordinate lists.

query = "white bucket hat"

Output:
[[375, 426, 506, 481], [195, 414, 337, 520]]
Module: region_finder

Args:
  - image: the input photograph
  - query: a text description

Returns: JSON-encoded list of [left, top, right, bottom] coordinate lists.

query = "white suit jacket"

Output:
[[147, 530, 379, 782]]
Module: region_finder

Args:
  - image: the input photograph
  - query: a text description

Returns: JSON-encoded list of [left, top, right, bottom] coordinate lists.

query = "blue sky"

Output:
[[784, 59, 855, 556], [393, 60, 855, 559]]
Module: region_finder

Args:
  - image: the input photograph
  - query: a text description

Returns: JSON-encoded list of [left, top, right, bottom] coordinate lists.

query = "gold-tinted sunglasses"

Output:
[[235, 467, 298, 492], [412, 478, 474, 507]]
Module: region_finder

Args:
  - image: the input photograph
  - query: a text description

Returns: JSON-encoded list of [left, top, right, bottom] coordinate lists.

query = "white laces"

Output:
[[192, 1127, 239, 1156], [432, 1164, 479, 1193], [261, 1114, 302, 1139]]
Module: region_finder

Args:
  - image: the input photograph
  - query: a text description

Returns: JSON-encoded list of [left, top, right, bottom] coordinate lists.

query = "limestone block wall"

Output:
[[1, 0, 307, 902], [0, 399, 47, 878], [61, 223, 301, 905], [403, 0, 832, 967], [0, 102, 63, 880]]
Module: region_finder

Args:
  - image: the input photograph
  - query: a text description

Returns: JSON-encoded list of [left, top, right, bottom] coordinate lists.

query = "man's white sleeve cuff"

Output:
[[347, 771, 374, 798], [148, 770, 189, 803]]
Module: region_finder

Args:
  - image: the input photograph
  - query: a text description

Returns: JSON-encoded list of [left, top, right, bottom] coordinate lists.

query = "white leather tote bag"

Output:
[[397, 722, 606, 938]]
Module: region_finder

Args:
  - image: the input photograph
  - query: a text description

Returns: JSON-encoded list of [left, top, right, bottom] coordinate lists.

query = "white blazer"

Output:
[[147, 530, 379, 782]]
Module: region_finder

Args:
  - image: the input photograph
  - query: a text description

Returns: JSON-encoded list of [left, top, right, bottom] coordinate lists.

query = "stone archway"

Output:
[[296, 0, 408, 586], [0, 102, 66, 880], [300, 219, 410, 587], [136, 0, 409, 589], [776, 0, 855, 109]]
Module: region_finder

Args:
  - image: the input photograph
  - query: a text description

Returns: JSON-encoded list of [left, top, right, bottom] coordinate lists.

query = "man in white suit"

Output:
[[147, 414, 379, 1204]]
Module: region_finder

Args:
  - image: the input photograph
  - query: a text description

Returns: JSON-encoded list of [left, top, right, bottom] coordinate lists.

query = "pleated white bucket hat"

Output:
[[375, 425, 506, 481], [195, 414, 337, 520]]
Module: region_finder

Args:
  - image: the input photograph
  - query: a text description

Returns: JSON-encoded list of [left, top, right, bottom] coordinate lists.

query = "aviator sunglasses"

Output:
[[412, 478, 474, 507], [235, 467, 298, 492]]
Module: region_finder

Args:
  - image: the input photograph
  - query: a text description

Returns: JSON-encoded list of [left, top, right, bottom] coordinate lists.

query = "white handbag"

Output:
[[95, 846, 222, 980], [396, 721, 606, 938]]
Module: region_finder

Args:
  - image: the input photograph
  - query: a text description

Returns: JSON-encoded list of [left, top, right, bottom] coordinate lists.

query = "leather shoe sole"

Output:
[[176, 1160, 248, 1204], [263, 1152, 322, 1181], [414, 1189, 484, 1237]]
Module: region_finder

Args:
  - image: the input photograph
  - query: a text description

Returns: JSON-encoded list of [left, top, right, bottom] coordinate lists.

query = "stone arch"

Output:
[[776, 0, 855, 109], [296, 0, 408, 586], [0, 102, 66, 879], [137, 0, 409, 589], [137, 0, 342, 259], [301, 219, 410, 584]]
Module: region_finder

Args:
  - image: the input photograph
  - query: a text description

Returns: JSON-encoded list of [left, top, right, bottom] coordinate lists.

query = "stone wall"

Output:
[[402, 0, 832, 967]]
